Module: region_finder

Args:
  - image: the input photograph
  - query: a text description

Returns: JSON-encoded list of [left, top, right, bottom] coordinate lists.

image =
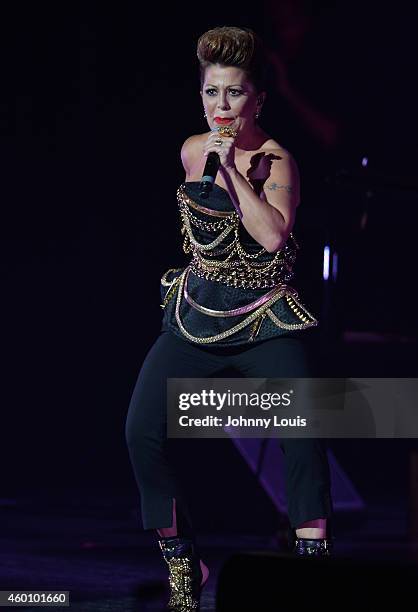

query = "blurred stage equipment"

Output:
[[216, 550, 417, 610]]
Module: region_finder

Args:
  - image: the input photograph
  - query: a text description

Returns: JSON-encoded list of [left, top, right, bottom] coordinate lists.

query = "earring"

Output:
[[255, 112, 260, 119], [203, 111, 207, 118]]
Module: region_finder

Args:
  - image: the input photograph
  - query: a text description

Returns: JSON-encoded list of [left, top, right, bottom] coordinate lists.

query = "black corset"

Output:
[[160, 182, 318, 346]]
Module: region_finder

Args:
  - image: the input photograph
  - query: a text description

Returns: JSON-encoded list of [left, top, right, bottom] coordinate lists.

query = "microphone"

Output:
[[199, 124, 237, 198], [199, 151, 220, 199]]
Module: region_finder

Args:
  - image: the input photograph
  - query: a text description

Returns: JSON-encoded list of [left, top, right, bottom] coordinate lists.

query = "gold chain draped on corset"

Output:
[[160, 183, 318, 345], [178, 183, 298, 289]]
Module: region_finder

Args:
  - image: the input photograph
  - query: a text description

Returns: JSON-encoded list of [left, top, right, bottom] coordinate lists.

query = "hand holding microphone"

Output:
[[199, 125, 237, 198]]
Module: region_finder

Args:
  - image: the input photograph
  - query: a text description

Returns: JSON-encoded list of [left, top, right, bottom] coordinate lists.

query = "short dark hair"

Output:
[[197, 26, 268, 93]]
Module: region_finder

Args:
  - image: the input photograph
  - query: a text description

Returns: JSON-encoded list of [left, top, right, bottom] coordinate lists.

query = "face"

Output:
[[200, 64, 264, 133]]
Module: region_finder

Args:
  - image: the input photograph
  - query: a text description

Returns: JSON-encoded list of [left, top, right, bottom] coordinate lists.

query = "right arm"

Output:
[[180, 134, 204, 179]]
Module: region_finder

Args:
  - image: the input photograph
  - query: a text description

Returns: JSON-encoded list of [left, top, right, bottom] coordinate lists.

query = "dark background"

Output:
[[1, 1, 417, 530]]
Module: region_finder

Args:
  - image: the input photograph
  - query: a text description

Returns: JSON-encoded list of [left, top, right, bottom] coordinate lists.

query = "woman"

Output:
[[125, 26, 333, 611]]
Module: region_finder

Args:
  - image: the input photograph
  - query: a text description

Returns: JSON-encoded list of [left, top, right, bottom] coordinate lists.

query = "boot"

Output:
[[158, 536, 204, 611], [293, 537, 332, 556]]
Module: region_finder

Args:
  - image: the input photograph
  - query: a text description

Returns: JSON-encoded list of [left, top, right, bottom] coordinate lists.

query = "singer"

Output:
[[125, 26, 333, 611]]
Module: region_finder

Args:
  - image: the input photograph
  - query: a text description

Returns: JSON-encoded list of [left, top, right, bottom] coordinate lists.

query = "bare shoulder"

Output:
[[249, 138, 299, 184], [259, 138, 300, 185], [181, 133, 208, 173], [259, 138, 296, 163], [249, 138, 300, 209]]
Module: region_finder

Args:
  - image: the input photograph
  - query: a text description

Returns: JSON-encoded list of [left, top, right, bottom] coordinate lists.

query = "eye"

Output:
[[229, 89, 243, 96], [205, 88, 217, 96]]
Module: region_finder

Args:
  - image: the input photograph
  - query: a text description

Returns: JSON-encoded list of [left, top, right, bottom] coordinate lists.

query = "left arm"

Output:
[[221, 153, 300, 253], [203, 129, 300, 252]]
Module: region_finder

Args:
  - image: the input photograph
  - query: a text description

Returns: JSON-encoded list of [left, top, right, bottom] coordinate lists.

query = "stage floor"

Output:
[[0, 493, 416, 611]]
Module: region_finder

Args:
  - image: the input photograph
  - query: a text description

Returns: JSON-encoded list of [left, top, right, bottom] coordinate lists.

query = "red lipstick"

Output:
[[214, 117, 234, 125]]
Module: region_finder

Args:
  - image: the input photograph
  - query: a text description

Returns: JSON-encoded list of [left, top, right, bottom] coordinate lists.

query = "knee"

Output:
[[124, 416, 135, 449], [280, 439, 329, 477], [125, 391, 148, 446], [125, 418, 148, 452], [125, 408, 163, 464]]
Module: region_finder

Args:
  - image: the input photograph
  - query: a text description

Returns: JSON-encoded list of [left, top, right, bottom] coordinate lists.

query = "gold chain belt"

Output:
[[188, 255, 291, 289], [183, 266, 293, 316], [168, 267, 317, 344]]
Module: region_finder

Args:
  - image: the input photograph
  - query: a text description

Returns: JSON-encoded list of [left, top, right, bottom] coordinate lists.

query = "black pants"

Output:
[[125, 330, 333, 538]]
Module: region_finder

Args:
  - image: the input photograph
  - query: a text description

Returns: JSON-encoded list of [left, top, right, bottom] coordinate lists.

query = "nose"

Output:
[[217, 91, 230, 110]]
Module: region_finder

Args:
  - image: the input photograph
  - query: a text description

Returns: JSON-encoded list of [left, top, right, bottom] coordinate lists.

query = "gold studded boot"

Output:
[[158, 536, 203, 611]]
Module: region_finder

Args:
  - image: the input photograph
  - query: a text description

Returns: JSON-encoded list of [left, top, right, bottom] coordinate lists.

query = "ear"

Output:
[[257, 92, 267, 106]]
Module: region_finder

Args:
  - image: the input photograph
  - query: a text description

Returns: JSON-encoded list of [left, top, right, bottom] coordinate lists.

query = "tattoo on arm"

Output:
[[265, 183, 294, 193]]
